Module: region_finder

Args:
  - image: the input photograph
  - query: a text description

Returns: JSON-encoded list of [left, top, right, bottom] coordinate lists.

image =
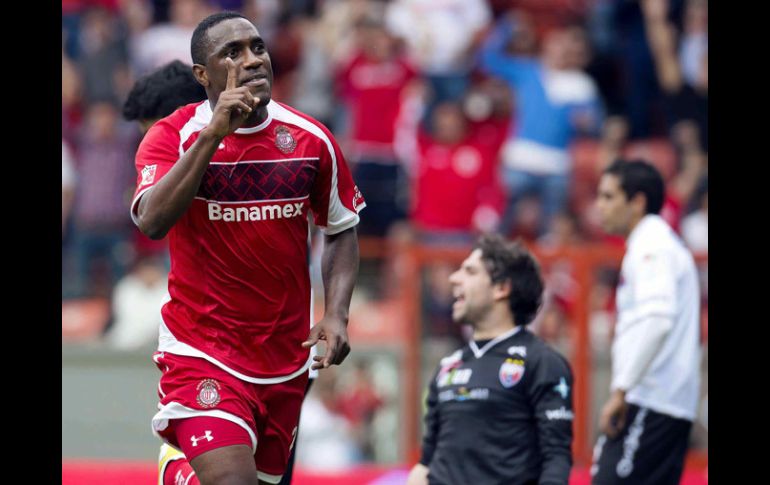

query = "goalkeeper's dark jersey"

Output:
[[419, 326, 574, 485]]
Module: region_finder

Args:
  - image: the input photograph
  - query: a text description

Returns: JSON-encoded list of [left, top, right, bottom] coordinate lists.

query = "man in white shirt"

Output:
[[591, 159, 701, 485]]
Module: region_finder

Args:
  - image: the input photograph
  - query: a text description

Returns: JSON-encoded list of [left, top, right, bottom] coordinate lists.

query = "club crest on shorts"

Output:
[[499, 358, 525, 388], [196, 379, 221, 408], [274, 125, 296, 154]]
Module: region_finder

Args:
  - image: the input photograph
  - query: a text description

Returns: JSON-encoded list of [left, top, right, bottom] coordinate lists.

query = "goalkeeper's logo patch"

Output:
[[141, 164, 157, 185], [554, 377, 570, 399], [499, 358, 525, 388]]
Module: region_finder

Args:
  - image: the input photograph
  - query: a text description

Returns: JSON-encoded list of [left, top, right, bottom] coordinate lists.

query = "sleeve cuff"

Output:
[[420, 445, 435, 467], [130, 186, 154, 227], [321, 211, 361, 236]]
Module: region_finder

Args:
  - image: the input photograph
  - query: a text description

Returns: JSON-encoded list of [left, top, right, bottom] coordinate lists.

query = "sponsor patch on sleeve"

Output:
[[353, 185, 365, 212], [545, 407, 574, 421], [141, 164, 157, 186]]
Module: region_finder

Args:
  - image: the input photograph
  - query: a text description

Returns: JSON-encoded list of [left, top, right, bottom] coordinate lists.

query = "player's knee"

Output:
[[190, 446, 259, 485]]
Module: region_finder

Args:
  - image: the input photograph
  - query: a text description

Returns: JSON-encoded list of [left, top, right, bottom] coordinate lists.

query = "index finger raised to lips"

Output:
[[225, 58, 237, 91]]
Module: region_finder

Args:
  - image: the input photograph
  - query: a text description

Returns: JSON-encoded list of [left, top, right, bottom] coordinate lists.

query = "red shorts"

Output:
[[151, 351, 308, 483]]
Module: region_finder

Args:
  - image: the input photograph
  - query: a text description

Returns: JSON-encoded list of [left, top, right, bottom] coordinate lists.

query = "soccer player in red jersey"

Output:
[[131, 12, 365, 485]]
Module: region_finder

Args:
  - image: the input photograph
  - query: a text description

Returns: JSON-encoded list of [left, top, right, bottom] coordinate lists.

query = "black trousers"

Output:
[[591, 404, 692, 485]]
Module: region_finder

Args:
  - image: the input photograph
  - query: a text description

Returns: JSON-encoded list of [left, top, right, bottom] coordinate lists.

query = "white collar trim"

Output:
[[201, 99, 274, 134], [468, 326, 522, 359]]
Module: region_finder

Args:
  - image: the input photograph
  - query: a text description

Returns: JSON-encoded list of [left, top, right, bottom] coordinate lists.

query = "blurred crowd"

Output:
[[295, 359, 395, 468], [61, 0, 708, 462], [62, 0, 708, 299]]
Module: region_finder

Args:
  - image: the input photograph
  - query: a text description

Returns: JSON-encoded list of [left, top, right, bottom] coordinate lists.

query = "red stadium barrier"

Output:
[[61, 460, 708, 485]]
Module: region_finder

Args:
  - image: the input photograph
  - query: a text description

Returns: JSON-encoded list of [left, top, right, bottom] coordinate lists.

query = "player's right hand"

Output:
[[599, 390, 628, 439], [207, 58, 259, 138], [302, 315, 351, 370]]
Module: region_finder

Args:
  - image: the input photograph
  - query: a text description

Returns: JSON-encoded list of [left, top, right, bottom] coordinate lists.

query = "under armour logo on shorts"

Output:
[[190, 430, 214, 447]]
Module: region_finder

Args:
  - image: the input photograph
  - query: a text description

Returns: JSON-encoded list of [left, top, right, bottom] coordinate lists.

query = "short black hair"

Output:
[[122, 61, 206, 121], [191, 11, 249, 65], [604, 159, 665, 215], [475, 234, 543, 326]]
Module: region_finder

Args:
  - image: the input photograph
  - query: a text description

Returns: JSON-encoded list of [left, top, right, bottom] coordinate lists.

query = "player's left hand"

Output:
[[599, 390, 628, 439], [302, 316, 351, 370]]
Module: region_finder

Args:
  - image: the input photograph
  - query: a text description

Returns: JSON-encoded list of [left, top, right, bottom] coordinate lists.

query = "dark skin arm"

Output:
[[136, 129, 222, 239], [302, 226, 359, 370], [136, 58, 259, 239]]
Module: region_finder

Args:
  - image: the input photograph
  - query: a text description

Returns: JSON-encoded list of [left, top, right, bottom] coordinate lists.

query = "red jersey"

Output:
[[131, 100, 365, 383], [411, 120, 507, 231], [337, 53, 416, 157]]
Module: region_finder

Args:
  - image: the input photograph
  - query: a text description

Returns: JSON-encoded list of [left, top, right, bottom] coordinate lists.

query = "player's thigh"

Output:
[[152, 352, 262, 465], [254, 372, 309, 483], [190, 444, 259, 485]]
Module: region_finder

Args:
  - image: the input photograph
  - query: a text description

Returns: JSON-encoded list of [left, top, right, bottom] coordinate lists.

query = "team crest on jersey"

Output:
[[274, 125, 297, 154], [499, 358, 525, 388], [196, 379, 221, 408], [141, 164, 157, 185]]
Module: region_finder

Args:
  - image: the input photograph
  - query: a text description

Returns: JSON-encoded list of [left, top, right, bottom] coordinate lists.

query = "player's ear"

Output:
[[493, 279, 512, 301], [192, 64, 210, 88], [631, 192, 647, 217]]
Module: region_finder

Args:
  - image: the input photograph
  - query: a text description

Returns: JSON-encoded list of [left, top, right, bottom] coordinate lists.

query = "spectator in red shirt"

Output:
[[410, 100, 508, 245], [336, 14, 418, 237]]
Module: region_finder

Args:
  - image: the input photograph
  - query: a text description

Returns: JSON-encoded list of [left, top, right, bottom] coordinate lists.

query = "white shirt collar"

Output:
[[468, 326, 522, 359], [199, 99, 274, 134]]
